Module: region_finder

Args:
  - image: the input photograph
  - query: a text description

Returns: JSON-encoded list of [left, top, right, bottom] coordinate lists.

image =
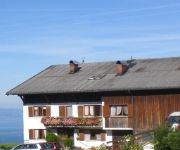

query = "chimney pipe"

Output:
[[69, 60, 78, 74], [115, 60, 126, 75]]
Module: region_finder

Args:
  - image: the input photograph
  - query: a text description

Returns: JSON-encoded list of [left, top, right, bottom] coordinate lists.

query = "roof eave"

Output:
[[6, 86, 180, 96]]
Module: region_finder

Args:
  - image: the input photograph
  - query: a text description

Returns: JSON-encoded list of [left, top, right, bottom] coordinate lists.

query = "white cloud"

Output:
[[1, 33, 180, 56]]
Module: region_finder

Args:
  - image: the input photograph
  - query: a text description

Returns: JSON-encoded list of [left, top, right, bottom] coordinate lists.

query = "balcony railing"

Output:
[[105, 117, 133, 128], [41, 117, 102, 127]]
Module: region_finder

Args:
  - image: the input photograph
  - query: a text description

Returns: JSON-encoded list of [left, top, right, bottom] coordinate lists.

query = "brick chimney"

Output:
[[69, 60, 79, 74], [115, 60, 127, 75]]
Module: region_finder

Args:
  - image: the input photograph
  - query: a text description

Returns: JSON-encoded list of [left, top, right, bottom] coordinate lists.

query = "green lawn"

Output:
[[0, 144, 17, 150]]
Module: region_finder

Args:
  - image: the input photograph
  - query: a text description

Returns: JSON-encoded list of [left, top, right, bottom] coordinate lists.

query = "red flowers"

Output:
[[41, 117, 101, 127]]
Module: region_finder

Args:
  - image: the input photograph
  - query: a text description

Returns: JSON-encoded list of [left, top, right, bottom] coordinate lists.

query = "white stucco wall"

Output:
[[23, 106, 46, 143], [23, 102, 114, 148], [72, 105, 78, 117], [50, 105, 60, 117], [24, 105, 60, 143], [74, 129, 109, 149]]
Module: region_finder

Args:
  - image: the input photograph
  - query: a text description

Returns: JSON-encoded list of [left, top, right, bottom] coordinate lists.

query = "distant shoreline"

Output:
[[0, 109, 23, 144]]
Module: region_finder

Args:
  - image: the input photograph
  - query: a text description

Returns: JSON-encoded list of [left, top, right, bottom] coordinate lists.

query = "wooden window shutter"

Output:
[[59, 106, 65, 117], [101, 131, 106, 141], [94, 105, 101, 116], [79, 130, 84, 141], [39, 129, 45, 139], [128, 104, 133, 118], [28, 107, 33, 117], [100, 105, 102, 116], [103, 105, 109, 117], [46, 106, 51, 116], [78, 106, 83, 117], [29, 129, 34, 139]]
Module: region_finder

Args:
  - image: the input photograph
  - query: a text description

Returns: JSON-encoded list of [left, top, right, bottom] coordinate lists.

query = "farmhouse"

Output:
[[6, 57, 180, 149]]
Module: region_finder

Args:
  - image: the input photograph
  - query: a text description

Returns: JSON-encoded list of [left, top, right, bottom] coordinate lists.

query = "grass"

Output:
[[0, 144, 17, 150]]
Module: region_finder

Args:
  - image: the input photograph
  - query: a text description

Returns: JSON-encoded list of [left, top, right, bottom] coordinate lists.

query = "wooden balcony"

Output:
[[105, 117, 133, 129], [41, 117, 102, 128]]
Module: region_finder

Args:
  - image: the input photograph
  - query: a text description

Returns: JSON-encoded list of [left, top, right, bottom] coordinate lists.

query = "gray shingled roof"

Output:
[[6, 57, 180, 95]]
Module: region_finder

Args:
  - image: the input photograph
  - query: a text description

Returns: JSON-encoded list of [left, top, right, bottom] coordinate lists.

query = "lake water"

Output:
[[0, 109, 23, 144]]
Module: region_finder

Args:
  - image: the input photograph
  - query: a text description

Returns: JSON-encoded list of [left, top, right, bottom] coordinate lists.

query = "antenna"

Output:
[[82, 57, 85, 64]]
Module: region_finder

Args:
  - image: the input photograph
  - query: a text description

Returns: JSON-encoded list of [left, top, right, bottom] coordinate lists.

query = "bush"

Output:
[[154, 126, 180, 150], [120, 135, 142, 150], [46, 132, 58, 142], [63, 138, 73, 148], [154, 125, 170, 150], [96, 143, 107, 150], [167, 131, 180, 150]]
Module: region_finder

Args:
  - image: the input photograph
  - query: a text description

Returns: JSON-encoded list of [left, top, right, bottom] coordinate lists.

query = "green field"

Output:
[[0, 144, 17, 150]]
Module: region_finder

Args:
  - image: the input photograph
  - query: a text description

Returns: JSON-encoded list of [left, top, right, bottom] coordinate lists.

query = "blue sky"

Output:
[[1, 0, 180, 108]]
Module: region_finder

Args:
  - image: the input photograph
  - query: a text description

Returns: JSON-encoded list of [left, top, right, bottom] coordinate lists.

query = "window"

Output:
[[84, 130, 101, 141], [14, 145, 25, 150], [110, 105, 128, 116], [84, 106, 94, 116], [66, 106, 72, 117], [29, 129, 46, 139], [84, 130, 91, 140], [14, 144, 38, 150], [24, 144, 38, 149], [33, 106, 47, 116], [59, 105, 72, 117], [28, 106, 50, 117], [84, 105, 101, 116], [90, 130, 101, 140]]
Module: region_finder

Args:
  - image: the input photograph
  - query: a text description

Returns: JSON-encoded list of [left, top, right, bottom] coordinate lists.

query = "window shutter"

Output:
[[78, 106, 83, 117], [79, 130, 84, 141], [100, 105, 102, 116], [103, 105, 109, 117], [28, 107, 33, 117], [59, 106, 65, 117], [46, 106, 51, 116], [29, 129, 34, 139], [94, 105, 101, 116], [101, 131, 106, 141], [39, 129, 46, 139]]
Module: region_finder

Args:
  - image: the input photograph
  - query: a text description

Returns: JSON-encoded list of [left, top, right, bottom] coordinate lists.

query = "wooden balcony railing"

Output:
[[105, 117, 133, 128]]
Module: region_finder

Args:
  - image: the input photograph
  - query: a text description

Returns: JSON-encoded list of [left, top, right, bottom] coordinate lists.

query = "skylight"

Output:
[[88, 74, 106, 80]]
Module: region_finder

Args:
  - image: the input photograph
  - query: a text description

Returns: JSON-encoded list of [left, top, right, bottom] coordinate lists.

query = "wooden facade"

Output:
[[103, 94, 180, 132]]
